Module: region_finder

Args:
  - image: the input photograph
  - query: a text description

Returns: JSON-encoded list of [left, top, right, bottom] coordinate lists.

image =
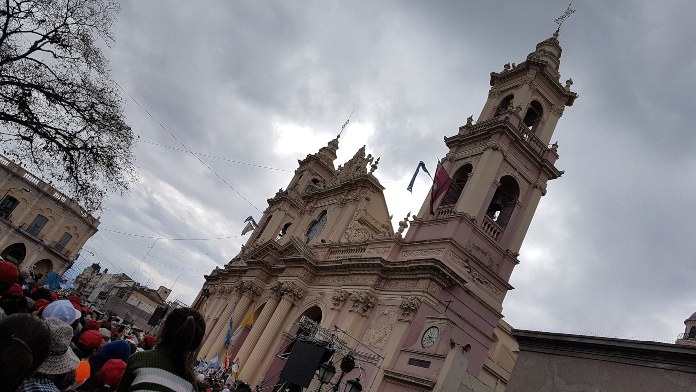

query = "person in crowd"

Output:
[[0, 260, 19, 293], [95, 359, 127, 392], [18, 317, 80, 392], [0, 313, 51, 392], [42, 300, 82, 326], [89, 339, 131, 377], [117, 307, 206, 392], [1, 283, 32, 314], [137, 335, 155, 351], [99, 328, 112, 343], [73, 330, 104, 385]]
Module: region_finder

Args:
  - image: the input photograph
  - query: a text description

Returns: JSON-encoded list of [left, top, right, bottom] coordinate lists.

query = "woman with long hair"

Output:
[[117, 307, 205, 392], [0, 313, 51, 392]]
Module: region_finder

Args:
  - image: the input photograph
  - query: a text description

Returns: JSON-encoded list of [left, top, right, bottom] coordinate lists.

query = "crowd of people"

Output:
[[0, 260, 213, 392]]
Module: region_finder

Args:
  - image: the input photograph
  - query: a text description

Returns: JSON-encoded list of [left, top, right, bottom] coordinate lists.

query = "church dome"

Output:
[[686, 312, 696, 322]]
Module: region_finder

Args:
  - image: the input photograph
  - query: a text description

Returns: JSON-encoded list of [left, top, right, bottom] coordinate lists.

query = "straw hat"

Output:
[[37, 317, 80, 375]]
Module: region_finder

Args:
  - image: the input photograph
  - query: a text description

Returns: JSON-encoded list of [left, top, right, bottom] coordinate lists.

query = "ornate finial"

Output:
[[503, 63, 511, 71], [554, 1, 576, 34], [565, 78, 573, 90], [466, 116, 473, 126], [396, 211, 411, 236], [370, 157, 380, 174]]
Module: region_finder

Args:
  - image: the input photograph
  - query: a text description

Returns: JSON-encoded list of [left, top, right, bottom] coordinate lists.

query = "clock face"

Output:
[[421, 326, 439, 348]]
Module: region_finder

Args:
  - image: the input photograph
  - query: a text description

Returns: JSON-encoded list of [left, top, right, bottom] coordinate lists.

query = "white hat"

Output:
[[38, 318, 80, 375], [99, 328, 112, 340], [42, 300, 81, 325]]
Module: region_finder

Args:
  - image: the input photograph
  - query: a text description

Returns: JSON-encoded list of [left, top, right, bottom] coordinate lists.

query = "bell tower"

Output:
[[406, 31, 577, 280]]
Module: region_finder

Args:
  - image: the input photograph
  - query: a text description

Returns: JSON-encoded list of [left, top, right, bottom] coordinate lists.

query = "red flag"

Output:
[[430, 161, 452, 215]]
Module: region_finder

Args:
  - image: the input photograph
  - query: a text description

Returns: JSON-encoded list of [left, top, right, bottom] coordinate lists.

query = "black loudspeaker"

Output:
[[279, 339, 333, 388], [147, 306, 168, 326]]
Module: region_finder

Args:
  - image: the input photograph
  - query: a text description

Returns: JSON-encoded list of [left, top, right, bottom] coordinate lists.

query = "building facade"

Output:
[[193, 32, 576, 392], [507, 330, 696, 391], [0, 155, 99, 276]]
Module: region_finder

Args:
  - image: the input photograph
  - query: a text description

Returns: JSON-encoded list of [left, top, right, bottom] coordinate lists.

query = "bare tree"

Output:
[[0, 0, 135, 212]]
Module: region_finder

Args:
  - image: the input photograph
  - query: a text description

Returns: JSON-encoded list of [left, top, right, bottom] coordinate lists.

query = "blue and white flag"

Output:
[[241, 216, 259, 235], [43, 272, 66, 291], [224, 316, 234, 348], [407, 161, 432, 193], [208, 354, 220, 369]]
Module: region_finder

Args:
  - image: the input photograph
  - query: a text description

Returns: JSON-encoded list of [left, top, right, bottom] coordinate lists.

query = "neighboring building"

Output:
[[675, 312, 696, 346], [72, 264, 167, 329], [506, 330, 696, 391], [0, 155, 99, 275], [192, 31, 575, 392]]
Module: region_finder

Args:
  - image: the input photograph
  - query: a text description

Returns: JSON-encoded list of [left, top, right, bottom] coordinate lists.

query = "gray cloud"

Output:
[[62, 1, 696, 344]]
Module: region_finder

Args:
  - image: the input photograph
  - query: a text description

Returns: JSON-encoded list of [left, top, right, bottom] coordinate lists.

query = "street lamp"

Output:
[[315, 361, 336, 391], [344, 378, 363, 392]]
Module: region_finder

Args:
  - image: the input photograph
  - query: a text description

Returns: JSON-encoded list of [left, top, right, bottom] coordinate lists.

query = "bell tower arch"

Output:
[[406, 32, 578, 280]]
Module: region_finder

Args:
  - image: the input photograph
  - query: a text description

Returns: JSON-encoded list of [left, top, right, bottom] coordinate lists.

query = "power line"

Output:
[[140, 140, 292, 173], [112, 80, 262, 213], [98, 227, 241, 241]]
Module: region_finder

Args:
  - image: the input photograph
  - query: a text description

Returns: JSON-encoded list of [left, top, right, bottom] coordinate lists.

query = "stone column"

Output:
[[344, 290, 377, 342], [199, 284, 242, 358], [239, 282, 304, 385], [203, 286, 235, 340], [235, 282, 282, 366], [370, 296, 421, 390], [320, 289, 349, 329], [208, 282, 260, 360]]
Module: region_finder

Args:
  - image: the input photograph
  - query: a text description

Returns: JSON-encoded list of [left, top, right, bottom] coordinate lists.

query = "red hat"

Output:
[[78, 330, 103, 352], [143, 335, 155, 350], [6, 283, 23, 296], [97, 359, 126, 389], [0, 261, 19, 285], [50, 291, 57, 301], [84, 320, 102, 331], [33, 299, 50, 309]]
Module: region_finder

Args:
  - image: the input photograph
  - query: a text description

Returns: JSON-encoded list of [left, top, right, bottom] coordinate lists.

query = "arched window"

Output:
[[0, 196, 19, 219], [523, 100, 544, 131], [55, 232, 72, 251], [689, 326, 696, 339], [485, 176, 520, 228], [495, 95, 514, 116], [27, 214, 48, 236], [276, 222, 292, 240], [2, 243, 26, 264], [440, 164, 473, 206], [304, 178, 321, 193], [306, 211, 327, 243]]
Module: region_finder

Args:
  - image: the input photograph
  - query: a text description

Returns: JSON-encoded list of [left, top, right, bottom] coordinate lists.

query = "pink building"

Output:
[[193, 31, 577, 392]]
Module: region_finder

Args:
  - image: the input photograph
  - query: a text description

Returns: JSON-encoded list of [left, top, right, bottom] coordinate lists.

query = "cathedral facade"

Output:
[[193, 32, 577, 392]]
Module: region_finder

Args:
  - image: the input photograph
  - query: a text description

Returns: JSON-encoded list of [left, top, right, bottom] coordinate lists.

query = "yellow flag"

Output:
[[241, 311, 255, 328]]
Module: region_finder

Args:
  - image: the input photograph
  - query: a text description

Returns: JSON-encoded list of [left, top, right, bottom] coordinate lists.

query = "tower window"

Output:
[[27, 214, 48, 236], [495, 95, 514, 116], [485, 176, 520, 228], [276, 222, 292, 240], [306, 211, 327, 243], [304, 178, 321, 193], [0, 196, 19, 219], [523, 101, 544, 131], [440, 164, 473, 206]]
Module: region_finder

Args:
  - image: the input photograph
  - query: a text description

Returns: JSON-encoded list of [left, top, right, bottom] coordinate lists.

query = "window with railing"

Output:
[[0, 196, 19, 219], [26, 214, 48, 236], [54, 232, 72, 252]]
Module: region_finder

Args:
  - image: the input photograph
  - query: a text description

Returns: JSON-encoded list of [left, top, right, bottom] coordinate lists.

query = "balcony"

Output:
[[481, 215, 502, 241], [677, 333, 696, 341]]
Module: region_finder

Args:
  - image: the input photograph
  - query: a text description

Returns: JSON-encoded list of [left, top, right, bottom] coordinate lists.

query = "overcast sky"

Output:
[[63, 1, 696, 344]]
